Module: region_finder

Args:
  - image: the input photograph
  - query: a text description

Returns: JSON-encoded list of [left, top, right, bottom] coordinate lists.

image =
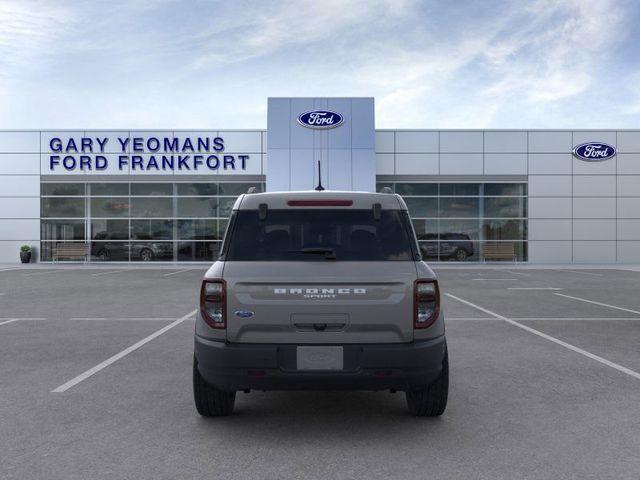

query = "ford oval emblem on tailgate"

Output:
[[297, 110, 344, 129], [234, 310, 254, 318]]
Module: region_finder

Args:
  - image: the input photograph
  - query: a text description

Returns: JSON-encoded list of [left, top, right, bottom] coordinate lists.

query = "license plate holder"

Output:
[[296, 346, 343, 371]]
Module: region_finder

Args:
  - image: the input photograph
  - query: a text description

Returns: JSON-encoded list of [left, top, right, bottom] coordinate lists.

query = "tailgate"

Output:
[[223, 261, 417, 344]]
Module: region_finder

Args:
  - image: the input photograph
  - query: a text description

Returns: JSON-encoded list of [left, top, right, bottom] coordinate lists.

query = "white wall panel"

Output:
[[289, 149, 315, 190], [439, 153, 482, 175], [617, 154, 640, 174], [483, 131, 526, 153], [528, 131, 571, 153], [528, 219, 571, 240], [375, 131, 394, 153], [41, 131, 84, 153], [395, 154, 438, 175], [0, 219, 39, 240], [0, 197, 39, 218], [376, 154, 394, 175], [0, 132, 40, 152], [617, 132, 640, 153], [573, 198, 616, 218], [528, 154, 571, 175], [484, 153, 526, 175], [352, 149, 376, 191], [529, 198, 572, 218], [572, 157, 616, 175], [572, 131, 617, 147], [265, 149, 289, 191], [440, 131, 482, 153], [395, 131, 438, 153], [261, 131, 267, 152], [617, 220, 640, 240], [0, 175, 39, 197], [617, 241, 640, 262], [617, 176, 640, 196], [0, 241, 39, 263], [529, 175, 571, 197], [618, 198, 640, 218], [84, 131, 130, 153], [327, 149, 352, 190], [351, 98, 375, 149], [128, 131, 174, 153], [573, 219, 616, 240], [528, 241, 572, 263], [573, 176, 616, 197], [326, 98, 352, 149], [573, 241, 616, 263], [0, 153, 40, 174]]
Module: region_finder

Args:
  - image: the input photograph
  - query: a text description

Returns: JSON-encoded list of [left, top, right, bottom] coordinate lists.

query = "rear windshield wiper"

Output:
[[288, 247, 337, 260]]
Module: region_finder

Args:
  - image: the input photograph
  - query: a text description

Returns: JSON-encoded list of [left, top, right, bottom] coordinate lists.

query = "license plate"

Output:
[[296, 346, 343, 371]]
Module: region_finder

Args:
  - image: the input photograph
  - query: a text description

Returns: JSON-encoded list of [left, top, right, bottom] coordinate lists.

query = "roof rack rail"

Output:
[[380, 187, 393, 194], [246, 186, 258, 194]]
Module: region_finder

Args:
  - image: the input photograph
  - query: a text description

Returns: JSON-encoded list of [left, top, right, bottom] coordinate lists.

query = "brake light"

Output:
[[287, 200, 353, 207], [414, 280, 440, 329], [200, 279, 226, 329]]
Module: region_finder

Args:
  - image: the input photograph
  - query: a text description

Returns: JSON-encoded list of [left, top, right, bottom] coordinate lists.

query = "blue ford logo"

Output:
[[297, 110, 344, 129], [234, 310, 254, 318], [573, 142, 616, 161]]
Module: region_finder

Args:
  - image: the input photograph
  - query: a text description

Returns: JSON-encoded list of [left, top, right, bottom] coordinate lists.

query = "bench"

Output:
[[52, 243, 89, 262], [483, 242, 516, 262]]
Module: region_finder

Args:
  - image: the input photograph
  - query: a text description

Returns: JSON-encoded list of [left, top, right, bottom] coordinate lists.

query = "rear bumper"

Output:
[[194, 335, 447, 392]]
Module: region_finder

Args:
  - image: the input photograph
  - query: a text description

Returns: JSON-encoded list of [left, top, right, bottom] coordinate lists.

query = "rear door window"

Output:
[[225, 209, 416, 261]]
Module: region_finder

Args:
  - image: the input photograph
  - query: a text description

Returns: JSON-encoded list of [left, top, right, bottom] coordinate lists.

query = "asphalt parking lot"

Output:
[[1, 265, 640, 479]]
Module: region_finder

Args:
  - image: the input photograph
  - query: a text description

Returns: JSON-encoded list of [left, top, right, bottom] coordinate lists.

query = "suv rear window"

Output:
[[224, 209, 417, 261]]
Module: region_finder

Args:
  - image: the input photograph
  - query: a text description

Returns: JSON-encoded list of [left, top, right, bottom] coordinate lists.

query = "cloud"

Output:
[[0, 1, 75, 71]]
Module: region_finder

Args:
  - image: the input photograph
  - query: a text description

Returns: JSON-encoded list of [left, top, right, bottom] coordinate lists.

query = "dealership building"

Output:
[[1, 97, 639, 264]]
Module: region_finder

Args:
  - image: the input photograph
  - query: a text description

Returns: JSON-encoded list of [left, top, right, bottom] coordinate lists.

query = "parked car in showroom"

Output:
[[193, 189, 448, 416]]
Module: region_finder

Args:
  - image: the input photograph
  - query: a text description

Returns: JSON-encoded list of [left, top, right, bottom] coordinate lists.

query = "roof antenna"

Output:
[[315, 160, 325, 191]]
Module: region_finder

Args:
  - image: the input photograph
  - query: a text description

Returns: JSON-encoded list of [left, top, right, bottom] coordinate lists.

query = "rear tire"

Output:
[[406, 348, 449, 416], [193, 357, 236, 417]]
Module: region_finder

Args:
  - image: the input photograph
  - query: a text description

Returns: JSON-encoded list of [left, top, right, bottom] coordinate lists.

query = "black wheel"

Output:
[[193, 357, 236, 417], [454, 248, 468, 261], [140, 248, 154, 262], [406, 348, 449, 417]]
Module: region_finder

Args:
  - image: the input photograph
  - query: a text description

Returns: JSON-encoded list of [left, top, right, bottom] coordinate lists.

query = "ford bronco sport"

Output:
[[193, 190, 448, 416]]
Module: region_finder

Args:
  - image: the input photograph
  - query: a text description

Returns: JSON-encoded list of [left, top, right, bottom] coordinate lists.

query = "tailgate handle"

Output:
[[293, 322, 346, 332]]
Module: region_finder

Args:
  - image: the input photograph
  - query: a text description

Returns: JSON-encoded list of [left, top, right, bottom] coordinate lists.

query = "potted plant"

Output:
[[20, 245, 32, 264]]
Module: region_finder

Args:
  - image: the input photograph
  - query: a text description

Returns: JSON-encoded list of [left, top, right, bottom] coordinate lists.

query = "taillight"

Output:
[[200, 279, 226, 329], [414, 280, 440, 329]]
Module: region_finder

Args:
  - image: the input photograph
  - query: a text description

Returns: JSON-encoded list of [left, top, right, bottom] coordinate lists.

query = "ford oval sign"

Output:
[[573, 142, 616, 162], [297, 110, 344, 129], [234, 310, 254, 318]]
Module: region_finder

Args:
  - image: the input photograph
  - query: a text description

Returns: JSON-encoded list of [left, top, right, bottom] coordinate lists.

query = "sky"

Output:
[[0, 0, 639, 129]]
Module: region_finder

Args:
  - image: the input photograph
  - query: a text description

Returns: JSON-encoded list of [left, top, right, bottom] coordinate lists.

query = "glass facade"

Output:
[[378, 182, 528, 261], [40, 181, 264, 262]]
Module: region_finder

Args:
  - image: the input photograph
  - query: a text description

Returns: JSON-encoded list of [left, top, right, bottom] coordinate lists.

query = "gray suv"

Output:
[[193, 190, 448, 416]]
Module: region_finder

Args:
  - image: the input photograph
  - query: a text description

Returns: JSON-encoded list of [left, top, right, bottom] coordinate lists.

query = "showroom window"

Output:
[[40, 181, 264, 262], [377, 182, 528, 261]]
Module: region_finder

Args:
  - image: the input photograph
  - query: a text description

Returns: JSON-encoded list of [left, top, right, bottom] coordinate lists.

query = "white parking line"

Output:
[[0, 319, 19, 326], [554, 293, 640, 316], [472, 278, 518, 281], [91, 270, 124, 277], [555, 269, 603, 277], [162, 269, 194, 277], [51, 309, 197, 393], [445, 293, 640, 381], [0, 267, 21, 272], [502, 270, 533, 277], [508, 287, 563, 290], [69, 317, 178, 321]]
